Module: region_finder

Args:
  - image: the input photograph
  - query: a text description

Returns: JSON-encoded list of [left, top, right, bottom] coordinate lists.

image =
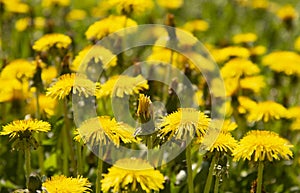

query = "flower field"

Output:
[[0, 0, 300, 192]]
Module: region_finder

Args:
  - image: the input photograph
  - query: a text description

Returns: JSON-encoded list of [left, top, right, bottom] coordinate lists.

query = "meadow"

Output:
[[0, 0, 300, 192]]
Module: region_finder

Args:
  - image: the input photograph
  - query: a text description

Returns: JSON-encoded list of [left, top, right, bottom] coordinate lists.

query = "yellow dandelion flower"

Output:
[[66, 9, 87, 21], [109, 0, 154, 16], [42, 0, 70, 7], [0, 119, 51, 139], [74, 116, 137, 147], [232, 33, 257, 44], [210, 119, 237, 133], [233, 130, 293, 162], [287, 106, 300, 130], [211, 46, 250, 63], [223, 77, 239, 97], [262, 51, 300, 76], [0, 77, 31, 102], [239, 75, 266, 93], [194, 90, 205, 106], [294, 36, 300, 52], [101, 158, 164, 193], [276, 4, 298, 21], [32, 33, 72, 52], [85, 15, 137, 41], [34, 17, 46, 29], [291, 118, 300, 131], [46, 73, 97, 100], [26, 95, 57, 117], [181, 20, 209, 33], [159, 108, 211, 140], [137, 94, 152, 120], [157, 0, 183, 9], [42, 66, 57, 85], [221, 58, 260, 79], [71, 45, 117, 72], [15, 17, 30, 32], [237, 96, 257, 114], [199, 130, 238, 153], [1, 59, 36, 80], [42, 175, 91, 193], [96, 75, 149, 98], [248, 45, 266, 56], [2, 0, 29, 13], [247, 101, 288, 122]]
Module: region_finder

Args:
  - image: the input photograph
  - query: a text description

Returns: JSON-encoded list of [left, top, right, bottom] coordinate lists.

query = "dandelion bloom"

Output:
[[276, 4, 298, 21], [85, 15, 137, 41], [288, 106, 300, 130], [211, 46, 250, 63], [42, 175, 91, 193], [109, 0, 153, 16], [137, 94, 152, 120], [221, 58, 260, 79], [101, 158, 164, 193], [96, 75, 149, 98], [71, 45, 117, 72], [42, 0, 70, 7], [0, 119, 51, 138], [2, 0, 29, 13], [232, 32, 257, 44], [157, 0, 183, 9], [233, 130, 293, 162], [74, 116, 137, 147], [46, 73, 97, 100], [262, 51, 300, 76], [182, 20, 209, 32], [1, 59, 36, 80], [294, 36, 300, 51], [66, 9, 87, 21], [247, 100, 289, 122], [26, 95, 57, 117], [239, 75, 266, 93], [159, 108, 211, 140], [32, 33, 72, 52]]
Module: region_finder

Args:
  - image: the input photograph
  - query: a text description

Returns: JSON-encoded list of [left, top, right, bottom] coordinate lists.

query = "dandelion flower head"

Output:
[[101, 158, 164, 193], [159, 108, 211, 140], [32, 33, 72, 52], [233, 130, 293, 162], [109, 0, 154, 16], [232, 32, 257, 44], [42, 175, 91, 193]]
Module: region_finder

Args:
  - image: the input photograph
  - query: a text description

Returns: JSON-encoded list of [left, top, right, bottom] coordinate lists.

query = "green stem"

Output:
[[76, 143, 83, 175], [256, 161, 264, 193], [204, 155, 217, 193], [96, 147, 103, 193], [186, 143, 194, 193], [24, 147, 31, 189], [62, 121, 69, 175], [213, 175, 220, 193], [163, 50, 174, 103], [63, 99, 76, 175]]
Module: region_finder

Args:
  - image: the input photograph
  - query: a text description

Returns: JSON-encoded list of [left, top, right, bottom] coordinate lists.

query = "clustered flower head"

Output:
[[101, 158, 165, 193], [233, 130, 293, 162], [32, 33, 72, 52]]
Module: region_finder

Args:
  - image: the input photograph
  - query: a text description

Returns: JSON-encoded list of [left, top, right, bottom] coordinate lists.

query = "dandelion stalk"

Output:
[[256, 161, 264, 193], [24, 147, 31, 188], [76, 143, 83, 175], [186, 143, 194, 193], [213, 174, 220, 193], [96, 146, 103, 193], [204, 154, 217, 193]]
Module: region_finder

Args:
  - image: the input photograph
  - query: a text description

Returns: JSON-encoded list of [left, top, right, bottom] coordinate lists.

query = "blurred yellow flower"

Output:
[[2, 0, 29, 13], [181, 20, 209, 33], [237, 96, 257, 114], [46, 73, 97, 100], [247, 100, 288, 122], [137, 94, 152, 120], [0, 119, 51, 139], [96, 75, 149, 98], [1, 59, 36, 80], [66, 9, 87, 21], [26, 94, 57, 117], [42, 66, 57, 85], [42, 0, 70, 7], [239, 75, 266, 93], [109, 0, 154, 16], [74, 116, 137, 147], [210, 119, 237, 133], [71, 45, 117, 72], [248, 45, 266, 56], [42, 175, 91, 193], [233, 130, 293, 162], [221, 58, 260, 79], [33, 33, 72, 52], [0, 77, 30, 102], [159, 108, 211, 140], [85, 15, 137, 41], [232, 33, 257, 44], [262, 51, 300, 76], [276, 4, 298, 21], [157, 0, 183, 9], [211, 46, 250, 63], [288, 106, 300, 130], [294, 36, 300, 51], [15, 17, 30, 32], [101, 158, 164, 193]]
